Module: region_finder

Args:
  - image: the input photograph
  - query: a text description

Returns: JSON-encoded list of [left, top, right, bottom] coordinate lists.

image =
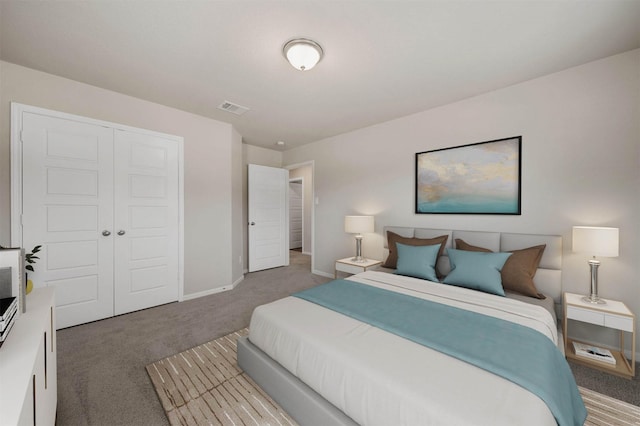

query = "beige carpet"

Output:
[[147, 329, 640, 426]]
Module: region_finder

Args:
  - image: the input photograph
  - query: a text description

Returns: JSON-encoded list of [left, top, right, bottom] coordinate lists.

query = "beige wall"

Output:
[[231, 128, 244, 284], [0, 61, 240, 296], [284, 49, 640, 354]]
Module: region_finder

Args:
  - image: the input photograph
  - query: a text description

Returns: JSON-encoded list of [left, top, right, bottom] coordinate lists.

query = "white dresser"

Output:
[[0, 287, 57, 425]]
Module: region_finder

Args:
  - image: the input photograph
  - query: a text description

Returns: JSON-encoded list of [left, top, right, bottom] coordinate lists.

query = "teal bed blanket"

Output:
[[294, 279, 587, 426]]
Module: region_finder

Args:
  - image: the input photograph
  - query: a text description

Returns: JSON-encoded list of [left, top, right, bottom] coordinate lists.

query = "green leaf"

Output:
[[26, 265, 34, 272]]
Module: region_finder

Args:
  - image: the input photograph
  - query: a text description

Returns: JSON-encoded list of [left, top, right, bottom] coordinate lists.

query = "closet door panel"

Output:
[[21, 113, 115, 329], [113, 130, 180, 315]]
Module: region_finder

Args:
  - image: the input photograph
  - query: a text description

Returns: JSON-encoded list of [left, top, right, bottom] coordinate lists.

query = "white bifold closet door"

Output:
[[112, 129, 179, 316], [21, 112, 180, 329]]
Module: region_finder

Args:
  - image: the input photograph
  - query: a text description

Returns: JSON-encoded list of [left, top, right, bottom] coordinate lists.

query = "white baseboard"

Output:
[[232, 275, 245, 288], [312, 269, 333, 279], [181, 275, 244, 301], [302, 251, 312, 256]]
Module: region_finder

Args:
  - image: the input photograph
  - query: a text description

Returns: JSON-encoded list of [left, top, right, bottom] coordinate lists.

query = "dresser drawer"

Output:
[[567, 306, 604, 325]]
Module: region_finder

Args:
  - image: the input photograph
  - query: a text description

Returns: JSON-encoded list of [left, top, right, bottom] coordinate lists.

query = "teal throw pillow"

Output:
[[443, 248, 512, 296], [394, 242, 440, 282]]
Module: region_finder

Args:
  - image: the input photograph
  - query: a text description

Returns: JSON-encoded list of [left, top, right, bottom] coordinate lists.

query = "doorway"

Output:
[[289, 179, 303, 250], [286, 162, 313, 271]]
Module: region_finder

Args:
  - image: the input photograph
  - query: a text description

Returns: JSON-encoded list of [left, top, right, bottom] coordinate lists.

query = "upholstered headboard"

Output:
[[382, 227, 563, 312]]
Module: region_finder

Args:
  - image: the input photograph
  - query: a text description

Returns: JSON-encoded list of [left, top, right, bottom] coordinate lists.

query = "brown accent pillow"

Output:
[[384, 232, 449, 271], [455, 239, 492, 253], [454, 239, 546, 299]]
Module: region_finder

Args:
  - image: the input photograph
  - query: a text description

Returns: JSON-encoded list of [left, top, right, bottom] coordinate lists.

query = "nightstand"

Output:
[[563, 292, 636, 378], [335, 257, 382, 279]]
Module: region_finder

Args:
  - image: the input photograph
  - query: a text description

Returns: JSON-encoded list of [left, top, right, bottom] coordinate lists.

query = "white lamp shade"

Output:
[[572, 226, 619, 257], [345, 216, 374, 234], [283, 39, 323, 71]]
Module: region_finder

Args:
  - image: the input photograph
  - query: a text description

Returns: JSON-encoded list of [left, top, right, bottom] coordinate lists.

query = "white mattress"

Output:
[[248, 271, 558, 426]]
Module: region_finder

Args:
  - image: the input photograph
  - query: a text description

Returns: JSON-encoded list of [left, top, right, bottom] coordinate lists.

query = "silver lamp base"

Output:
[[583, 258, 606, 305], [581, 295, 606, 305], [351, 234, 367, 263]]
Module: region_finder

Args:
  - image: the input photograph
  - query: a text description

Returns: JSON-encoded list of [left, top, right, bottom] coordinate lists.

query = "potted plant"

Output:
[[25, 245, 42, 294]]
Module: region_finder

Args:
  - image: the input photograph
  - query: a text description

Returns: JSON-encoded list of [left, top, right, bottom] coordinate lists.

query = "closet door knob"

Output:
[[102, 230, 111, 237], [117, 230, 126, 236]]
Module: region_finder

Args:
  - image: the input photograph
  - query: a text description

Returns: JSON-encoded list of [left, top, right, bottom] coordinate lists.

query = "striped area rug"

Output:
[[146, 328, 297, 426], [580, 386, 640, 426], [147, 329, 640, 426]]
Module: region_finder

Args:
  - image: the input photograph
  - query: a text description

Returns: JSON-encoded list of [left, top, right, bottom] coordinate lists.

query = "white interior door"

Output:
[[248, 164, 288, 272], [113, 130, 180, 314], [289, 181, 303, 250], [21, 112, 115, 329]]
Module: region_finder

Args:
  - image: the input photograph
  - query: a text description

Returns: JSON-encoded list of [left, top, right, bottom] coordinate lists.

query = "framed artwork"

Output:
[[415, 136, 521, 215]]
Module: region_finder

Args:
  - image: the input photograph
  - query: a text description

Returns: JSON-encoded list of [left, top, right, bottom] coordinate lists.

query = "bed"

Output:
[[238, 227, 586, 426]]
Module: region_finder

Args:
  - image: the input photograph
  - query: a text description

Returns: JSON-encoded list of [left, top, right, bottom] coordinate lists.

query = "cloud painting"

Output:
[[416, 137, 521, 214]]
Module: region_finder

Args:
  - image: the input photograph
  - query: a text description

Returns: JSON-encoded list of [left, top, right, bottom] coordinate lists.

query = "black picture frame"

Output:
[[415, 136, 522, 215]]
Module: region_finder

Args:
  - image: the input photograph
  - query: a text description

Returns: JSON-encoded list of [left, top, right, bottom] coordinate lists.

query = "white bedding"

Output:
[[248, 271, 559, 426]]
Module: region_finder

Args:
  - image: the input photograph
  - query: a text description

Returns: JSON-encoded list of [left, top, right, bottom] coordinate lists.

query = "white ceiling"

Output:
[[1, 1, 639, 150]]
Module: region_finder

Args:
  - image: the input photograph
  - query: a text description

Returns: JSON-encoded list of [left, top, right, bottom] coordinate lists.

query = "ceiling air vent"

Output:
[[217, 101, 250, 116]]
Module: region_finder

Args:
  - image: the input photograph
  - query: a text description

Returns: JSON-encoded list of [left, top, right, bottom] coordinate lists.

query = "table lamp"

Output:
[[345, 216, 374, 263], [572, 226, 619, 304]]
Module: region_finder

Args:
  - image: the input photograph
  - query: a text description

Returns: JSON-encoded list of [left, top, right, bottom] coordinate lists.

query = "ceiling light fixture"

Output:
[[283, 38, 323, 71]]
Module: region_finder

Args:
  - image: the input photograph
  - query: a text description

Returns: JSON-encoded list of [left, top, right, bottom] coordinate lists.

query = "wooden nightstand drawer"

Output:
[[567, 305, 604, 326], [604, 315, 634, 332]]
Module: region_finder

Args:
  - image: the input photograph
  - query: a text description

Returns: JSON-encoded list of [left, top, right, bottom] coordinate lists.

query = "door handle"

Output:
[[249, 222, 256, 226], [117, 230, 126, 236], [102, 230, 111, 237]]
